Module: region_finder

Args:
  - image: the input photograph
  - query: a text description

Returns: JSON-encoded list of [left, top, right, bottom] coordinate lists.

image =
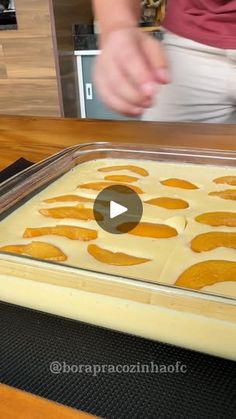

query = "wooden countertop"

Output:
[[0, 115, 236, 170], [0, 115, 235, 417], [0, 384, 96, 418]]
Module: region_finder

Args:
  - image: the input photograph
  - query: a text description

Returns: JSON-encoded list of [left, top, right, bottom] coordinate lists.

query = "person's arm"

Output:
[[93, 0, 140, 42], [92, 0, 170, 116]]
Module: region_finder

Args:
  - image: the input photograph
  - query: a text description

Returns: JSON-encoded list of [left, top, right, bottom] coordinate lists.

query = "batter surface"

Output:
[[0, 158, 235, 298]]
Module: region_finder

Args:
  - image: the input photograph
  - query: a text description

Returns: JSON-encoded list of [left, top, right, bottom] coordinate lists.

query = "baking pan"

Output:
[[0, 142, 235, 360]]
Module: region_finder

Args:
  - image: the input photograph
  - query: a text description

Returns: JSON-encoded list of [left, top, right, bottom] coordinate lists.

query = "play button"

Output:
[[93, 185, 143, 234], [110, 201, 128, 219]]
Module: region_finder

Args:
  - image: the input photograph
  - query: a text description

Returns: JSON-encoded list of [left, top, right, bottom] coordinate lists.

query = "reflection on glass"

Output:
[[0, 0, 17, 30]]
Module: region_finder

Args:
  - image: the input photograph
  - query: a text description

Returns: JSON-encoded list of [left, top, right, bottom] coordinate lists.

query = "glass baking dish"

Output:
[[0, 142, 235, 361]]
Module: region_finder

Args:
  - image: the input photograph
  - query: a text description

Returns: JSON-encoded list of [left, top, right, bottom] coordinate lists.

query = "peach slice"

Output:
[[79, 182, 143, 194], [0, 241, 67, 261], [87, 244, 150, 266], [118, 222, 178, 238], [195, 212, 236, 227], [39, 206, 102, 221], [104, 175, 138, 183], [44, 195, 94, 204], [175, 260, 236, 290], [160, 178, 199, 189], [191, 232, 236, 252], [145, 197, 189, 209], [98, 165, 149, 177], [209, 190, 236, 201], [213, 176, 236, 186], [23, 225, 97, 241]]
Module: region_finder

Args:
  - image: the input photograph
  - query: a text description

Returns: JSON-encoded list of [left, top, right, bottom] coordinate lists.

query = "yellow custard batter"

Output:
[[0, 158, 235, 299]]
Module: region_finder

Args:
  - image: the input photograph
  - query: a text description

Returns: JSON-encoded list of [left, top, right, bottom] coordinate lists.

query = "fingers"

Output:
[[94, 58, 144, 116], [93, 28, 170, 115], [94, 79, 143, 116], [118, 33, 170, 93], [95, 53, 154, 109], [98, 93, 143, 117], [118, 36, 157, 96]]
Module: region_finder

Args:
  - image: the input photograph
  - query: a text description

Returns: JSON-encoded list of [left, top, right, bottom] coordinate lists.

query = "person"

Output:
[[92, 0, 236, 123]]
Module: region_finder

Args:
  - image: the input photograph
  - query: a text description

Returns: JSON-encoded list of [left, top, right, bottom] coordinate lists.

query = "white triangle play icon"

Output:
[[110, 201, 128, 219]]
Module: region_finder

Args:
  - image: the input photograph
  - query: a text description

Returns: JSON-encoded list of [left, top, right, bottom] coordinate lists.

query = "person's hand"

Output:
[[93, 28, 170, 116]]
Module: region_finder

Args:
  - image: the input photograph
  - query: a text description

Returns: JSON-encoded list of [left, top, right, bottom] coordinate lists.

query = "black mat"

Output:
[[0, 158, 33, 183], [0, 160, 235, 419]]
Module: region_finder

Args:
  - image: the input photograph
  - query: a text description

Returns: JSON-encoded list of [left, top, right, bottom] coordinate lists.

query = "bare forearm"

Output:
[[93, 0, 141, 42]]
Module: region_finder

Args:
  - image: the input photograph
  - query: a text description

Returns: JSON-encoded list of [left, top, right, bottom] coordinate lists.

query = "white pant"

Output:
[[143, 32, 236, 123]]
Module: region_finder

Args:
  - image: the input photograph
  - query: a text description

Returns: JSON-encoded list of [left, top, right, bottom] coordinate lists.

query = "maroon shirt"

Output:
[[163, 0, 236, 49]]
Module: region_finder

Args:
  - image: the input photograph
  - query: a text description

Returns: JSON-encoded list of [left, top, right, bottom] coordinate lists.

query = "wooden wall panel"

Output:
[[3, 38, 57, 79], [52, 0, 93, 117], [0, 79, 60, 116], [0, 0, 61, 116], [0, 63, 7, 78]]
